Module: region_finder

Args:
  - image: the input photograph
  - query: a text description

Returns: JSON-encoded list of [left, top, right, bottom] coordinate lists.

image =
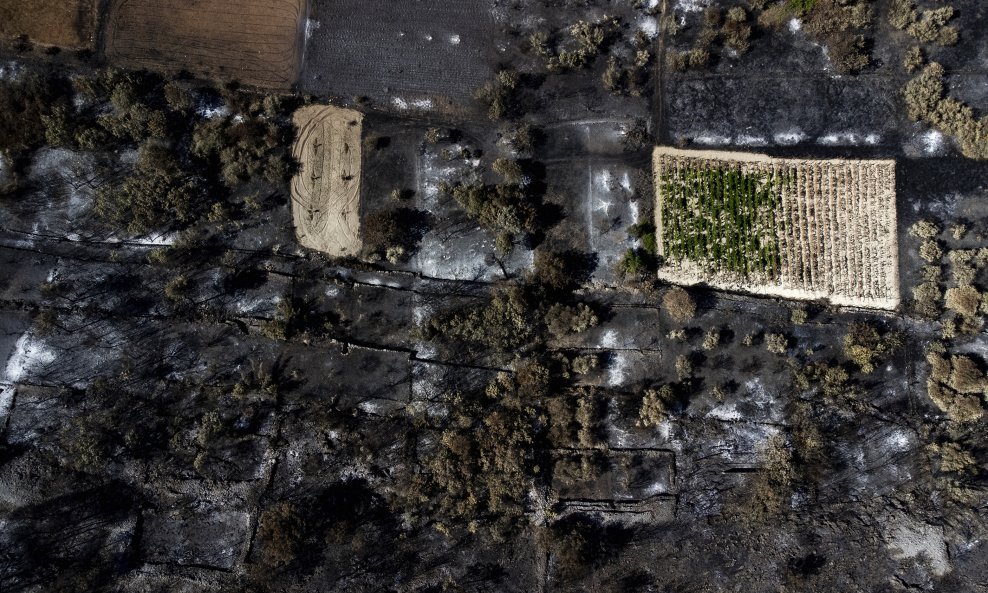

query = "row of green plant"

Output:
[[660, 163, 792, 279]]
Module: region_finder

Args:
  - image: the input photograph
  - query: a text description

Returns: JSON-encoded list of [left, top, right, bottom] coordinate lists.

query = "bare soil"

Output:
[[103, 0, 306, 89], [0, 0, 95, 48], [291, 105, 363, 257]]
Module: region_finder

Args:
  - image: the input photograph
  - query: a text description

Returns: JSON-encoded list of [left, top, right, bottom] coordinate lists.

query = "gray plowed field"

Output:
[[300, 0, 495, 105]]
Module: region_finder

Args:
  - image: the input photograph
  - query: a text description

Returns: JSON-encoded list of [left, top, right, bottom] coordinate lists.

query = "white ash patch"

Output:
[[599, 329, 621, 349], [865, 133, 881, 145], [392, 97, 433, 111], [787, 18, 802, 33], [885, 428, 914, 453], [745, 377, 783, 423], [620, 171, 633, 193], [884, 514, 950, 577], [304, 18, 320, 43], [818, 132, 860, 145], [0, 61, 21, 82], [413, 302, 433, 326], [197, 101, 229, 120], [119, 148, 140, 166], [694, 134, 732, 146], [235, 294, 281, 316], [358, 399, 393, 415], [608, 351, 628, 387], [774, 129, 808, 145], [636, 16, 658, 38], [0, 385, 15, 428], [449, 34, 461, 45], [629, 201, 640, 224], [922, 129, 945, 154], [737, 134, 768, 147], [135, 232, 178, 246], [28, 148, 100, 223], [708, 402, 742, 421], [675, 0, 714, 13], [3, 333, 56, 385], [360, 275, 404, 289]]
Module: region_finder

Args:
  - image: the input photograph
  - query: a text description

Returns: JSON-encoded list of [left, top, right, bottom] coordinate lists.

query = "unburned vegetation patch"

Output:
[[654, 147, 899, 310]]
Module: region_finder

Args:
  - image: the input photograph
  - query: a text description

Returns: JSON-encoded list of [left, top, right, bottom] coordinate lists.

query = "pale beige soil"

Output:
[[104, 0, 306, 89], [654, 147, 900, 311], [290, 105, 363, 257]]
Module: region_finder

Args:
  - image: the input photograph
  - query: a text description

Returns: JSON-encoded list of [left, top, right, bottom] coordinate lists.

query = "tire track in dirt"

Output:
[[290, 105, 363, 257]]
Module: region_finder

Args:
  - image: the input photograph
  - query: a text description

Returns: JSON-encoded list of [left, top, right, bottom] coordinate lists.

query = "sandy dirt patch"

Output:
[[103, 0, 306, 89], [0, 0, 95, 48], [654, 146, 899, 310], [290, 105, 363, 257]]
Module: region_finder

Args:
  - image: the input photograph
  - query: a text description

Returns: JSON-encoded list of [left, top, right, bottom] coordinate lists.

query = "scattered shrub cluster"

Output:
[[94, 142, 203, 234], [889, 0, 959, 46], [842, 322, 901, 374], [672, 0, 874, 73], [362, 207, 430, 263], [529, 16, 620, 72], [668, 6, 752, 71], [474, 69, 521, 121], [926, 343, 986, 422]]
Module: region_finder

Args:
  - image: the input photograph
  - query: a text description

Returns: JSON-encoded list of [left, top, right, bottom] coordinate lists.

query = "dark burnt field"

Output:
[[1, 0, 988, 592], [299, 0, 497, 106]]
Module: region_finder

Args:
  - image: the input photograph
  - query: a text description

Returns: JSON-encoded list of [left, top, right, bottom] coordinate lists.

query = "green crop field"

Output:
[[659, 165, 792, 279], [654, 147, 899, 310]]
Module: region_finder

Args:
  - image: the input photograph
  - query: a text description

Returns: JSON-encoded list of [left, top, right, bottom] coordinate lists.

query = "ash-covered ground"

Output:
[[1, 0, 988, 592]]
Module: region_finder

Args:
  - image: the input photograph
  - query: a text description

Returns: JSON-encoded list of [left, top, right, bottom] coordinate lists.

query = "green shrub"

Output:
[[842, 322, 901, 374], [94, 143, 202, 234], [788, 0, 817, 14], [545, 303, 599, 337]]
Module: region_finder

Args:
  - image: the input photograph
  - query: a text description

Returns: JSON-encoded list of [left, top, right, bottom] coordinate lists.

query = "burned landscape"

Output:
[[1, 0, 988, 592]]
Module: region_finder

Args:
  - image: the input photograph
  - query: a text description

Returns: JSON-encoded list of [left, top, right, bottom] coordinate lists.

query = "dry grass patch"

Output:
[[654, 147, 899, 310], [0, 0, 95, 48], [104, 0, 306, 89], [290, 105, 363, 257]]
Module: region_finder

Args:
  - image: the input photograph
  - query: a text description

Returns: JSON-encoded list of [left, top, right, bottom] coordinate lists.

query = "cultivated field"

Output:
[[291, 105, 363, 257], [103, 0, 306, 89], [654, 147, 899, 310], [0, 0, 95, 48]]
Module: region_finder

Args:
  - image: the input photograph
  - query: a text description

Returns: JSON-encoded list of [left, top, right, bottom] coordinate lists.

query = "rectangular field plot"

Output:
[[103, 0, 306, 89], [0, 0, 95, 48], [654, 147, 899, 310], [300, 0, 494, 104], [290, 105, 362, 256]]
